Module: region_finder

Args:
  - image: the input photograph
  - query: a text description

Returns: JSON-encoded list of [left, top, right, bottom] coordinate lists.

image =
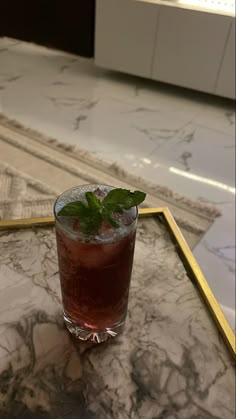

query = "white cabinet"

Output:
[[95, 0, 235, 98], [215, 20, 235, 99], [95, 0, 159, 78], [152, 7, 231, 93]]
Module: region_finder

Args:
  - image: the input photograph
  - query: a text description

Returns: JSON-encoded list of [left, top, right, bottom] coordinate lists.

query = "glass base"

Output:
[[63, 313, 125, 343]]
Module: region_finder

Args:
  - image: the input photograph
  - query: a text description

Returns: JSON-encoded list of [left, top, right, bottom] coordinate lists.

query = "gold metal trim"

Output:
[[0, 216, 55, 230], [0, 208, 160, 230], [162, 208, 235, 358], [0, 208, 235, 357]]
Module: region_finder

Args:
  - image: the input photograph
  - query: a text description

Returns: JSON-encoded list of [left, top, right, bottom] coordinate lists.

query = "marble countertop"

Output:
[[0, 218, 235, 419]]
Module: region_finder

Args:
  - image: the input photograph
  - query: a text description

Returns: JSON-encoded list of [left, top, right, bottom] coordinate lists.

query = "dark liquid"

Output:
[[56, 223, 136, 330]]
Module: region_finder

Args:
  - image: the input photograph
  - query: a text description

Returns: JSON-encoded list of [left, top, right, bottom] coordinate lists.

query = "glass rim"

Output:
[[53, 184, 138, 240]]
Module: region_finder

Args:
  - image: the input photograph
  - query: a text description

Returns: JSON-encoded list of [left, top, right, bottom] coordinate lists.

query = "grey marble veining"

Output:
[[59, 59, 78, 73], [225, 111, 235, 126], [0, 219, 235, 419], [177, 129, 195, 145], [203, 242, 235, 275], [134, 126, 180, 147], [74, 115, 89, 130], [0, 74, 22, 84], [47, 96, 86, 108], [178, 151, 192, 171]]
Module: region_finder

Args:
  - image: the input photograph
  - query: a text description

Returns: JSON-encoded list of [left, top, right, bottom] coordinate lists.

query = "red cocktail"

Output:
[[54, 185, 138, 343]]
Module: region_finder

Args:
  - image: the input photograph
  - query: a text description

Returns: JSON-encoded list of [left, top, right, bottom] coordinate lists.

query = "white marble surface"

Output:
[[0, 37, 235, 330]]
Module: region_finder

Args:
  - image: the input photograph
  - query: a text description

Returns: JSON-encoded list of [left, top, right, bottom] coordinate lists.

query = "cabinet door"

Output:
[[215, 19, 235, 99], [95, 0, 159, 78], [152, 6, 231, 93]]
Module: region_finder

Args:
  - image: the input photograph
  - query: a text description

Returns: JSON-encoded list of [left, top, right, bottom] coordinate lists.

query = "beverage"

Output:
[[54, 184, 138, 343]]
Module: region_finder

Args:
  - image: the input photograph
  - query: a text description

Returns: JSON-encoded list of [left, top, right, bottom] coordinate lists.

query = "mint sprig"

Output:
[[58, 188, 146, 234]]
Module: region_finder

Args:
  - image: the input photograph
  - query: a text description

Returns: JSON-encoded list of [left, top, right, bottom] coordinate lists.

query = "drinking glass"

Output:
[[54, 184, 137, 343]]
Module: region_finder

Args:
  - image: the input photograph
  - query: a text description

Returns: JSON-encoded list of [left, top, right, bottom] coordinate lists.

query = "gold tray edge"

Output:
[[163, 207, 236, 358], [0, 216, 55, 230], [0, 208, 163, 230]]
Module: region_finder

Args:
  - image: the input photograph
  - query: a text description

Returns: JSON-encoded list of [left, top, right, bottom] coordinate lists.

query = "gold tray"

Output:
[[0, 207, 235, 357]]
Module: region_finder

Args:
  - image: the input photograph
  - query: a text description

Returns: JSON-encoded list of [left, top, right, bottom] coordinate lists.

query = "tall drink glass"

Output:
[[54, 184, 138, 343]]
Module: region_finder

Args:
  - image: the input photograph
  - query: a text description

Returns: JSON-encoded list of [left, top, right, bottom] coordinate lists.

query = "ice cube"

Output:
[[76, 243, 117, 269]]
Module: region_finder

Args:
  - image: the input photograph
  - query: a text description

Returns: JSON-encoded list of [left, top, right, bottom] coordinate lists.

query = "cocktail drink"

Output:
[[54, 184, 140, 343]]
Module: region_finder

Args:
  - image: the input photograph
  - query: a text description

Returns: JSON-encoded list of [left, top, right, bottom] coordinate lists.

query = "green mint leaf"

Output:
[[103, 202, 123, 214], [123, 191, 146, 209], [58, 201, 86, 216], [103, 188, 130, 205], [79, 207, 102, 234], [103, 188, 146, 210], [101, 207, 120, 228], [57, 187, 146, 235], [58, 198, 102, 234], [85, 192, 102, 210]]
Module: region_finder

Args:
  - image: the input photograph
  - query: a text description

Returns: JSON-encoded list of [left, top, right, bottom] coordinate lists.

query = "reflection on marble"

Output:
[[0, 37, 235, 329], [0, 220, 235, 419]]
